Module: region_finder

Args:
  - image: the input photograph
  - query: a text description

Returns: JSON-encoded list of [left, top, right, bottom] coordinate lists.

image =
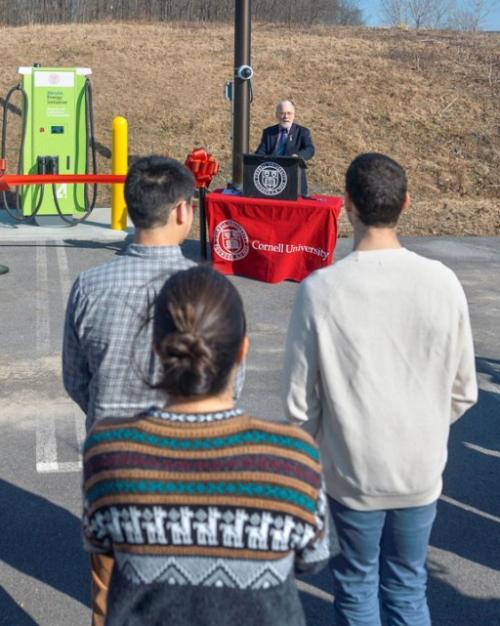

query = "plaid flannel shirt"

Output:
[[63, 244, 244, 430]]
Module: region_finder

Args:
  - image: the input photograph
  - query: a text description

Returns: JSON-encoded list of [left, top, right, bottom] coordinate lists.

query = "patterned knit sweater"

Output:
[[82, 408, 329, 626]]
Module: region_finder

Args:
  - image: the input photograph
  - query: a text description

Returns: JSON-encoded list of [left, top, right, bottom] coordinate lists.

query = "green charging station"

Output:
[[18, 66, 93, 217]]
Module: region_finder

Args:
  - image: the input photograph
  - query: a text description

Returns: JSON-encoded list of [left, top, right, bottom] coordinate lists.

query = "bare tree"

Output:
[[320, 0, 364, 25], [432, 0, 456, 26], [337, 0, 364, 24], [0, 0, 365, 26], [380, 0, 409, 25], [380, 0, 458, 28], [450, 0, 498, 31], [69, 0, 81, 21]]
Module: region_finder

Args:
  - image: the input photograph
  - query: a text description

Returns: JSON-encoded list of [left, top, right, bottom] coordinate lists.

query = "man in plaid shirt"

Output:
[[63, 155, 243, 626], [63, 156, 197, 432]]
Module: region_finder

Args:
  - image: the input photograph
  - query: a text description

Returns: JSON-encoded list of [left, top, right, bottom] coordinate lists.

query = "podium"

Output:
[[243, 154, 305, 200]]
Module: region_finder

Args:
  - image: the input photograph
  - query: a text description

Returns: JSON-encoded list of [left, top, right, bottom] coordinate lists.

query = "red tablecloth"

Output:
[[205, 192, 342, 283]]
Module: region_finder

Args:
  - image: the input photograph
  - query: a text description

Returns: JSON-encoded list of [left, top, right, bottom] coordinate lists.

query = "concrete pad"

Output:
[[0, 207, 132, 242]]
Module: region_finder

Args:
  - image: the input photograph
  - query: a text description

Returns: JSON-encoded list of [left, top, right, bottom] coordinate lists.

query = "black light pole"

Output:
[[199, 186, 208, 260], [232, 0, 252, 188]]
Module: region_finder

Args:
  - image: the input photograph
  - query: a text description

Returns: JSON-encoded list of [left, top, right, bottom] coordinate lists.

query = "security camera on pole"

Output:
[[236, 65, 254, 81]]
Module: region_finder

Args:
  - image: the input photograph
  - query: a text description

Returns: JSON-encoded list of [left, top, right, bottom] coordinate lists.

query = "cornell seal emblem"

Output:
[[253, 162, 288, 196], [213, 220, 249, 261]]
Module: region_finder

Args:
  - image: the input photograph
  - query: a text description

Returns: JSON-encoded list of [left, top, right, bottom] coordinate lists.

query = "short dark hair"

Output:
[[345, 153, 407, 226], [153, 266, 246, 398], [124, 155, 195, 229]]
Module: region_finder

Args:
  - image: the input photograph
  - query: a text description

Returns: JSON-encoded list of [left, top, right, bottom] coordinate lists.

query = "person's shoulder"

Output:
[[77, 252, 128, 289], [404, 250, 462, 284], [68, 257, 123, 303], [293, 123, 311, 134], [301, 253, 354, 289], [85, 414, 144, 444], [263, 123, 279, 133], [296, 255, 369, 318], [77, 245, 193, 292], [244, 416, 321, 461], [401, 250, 468, 303]]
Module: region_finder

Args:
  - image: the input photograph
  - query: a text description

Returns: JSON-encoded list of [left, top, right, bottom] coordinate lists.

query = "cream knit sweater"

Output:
[[282, 248, 478, 511]]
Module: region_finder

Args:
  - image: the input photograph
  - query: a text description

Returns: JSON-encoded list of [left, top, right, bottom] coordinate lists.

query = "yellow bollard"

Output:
[[111, 116, 128, 230]]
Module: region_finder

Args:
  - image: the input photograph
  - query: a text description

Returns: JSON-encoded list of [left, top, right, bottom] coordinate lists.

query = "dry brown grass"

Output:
[[0, 21, 499, 236]]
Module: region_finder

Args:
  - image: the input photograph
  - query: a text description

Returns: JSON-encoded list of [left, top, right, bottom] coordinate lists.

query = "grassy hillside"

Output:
[[0, 21, 499, 235]]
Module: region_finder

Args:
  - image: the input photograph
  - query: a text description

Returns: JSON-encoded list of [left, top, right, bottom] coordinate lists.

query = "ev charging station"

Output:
[[1, 65, 97, 224]]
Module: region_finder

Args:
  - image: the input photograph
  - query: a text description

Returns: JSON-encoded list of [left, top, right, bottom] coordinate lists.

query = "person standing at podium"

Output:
[[255, 100, 315, 196]]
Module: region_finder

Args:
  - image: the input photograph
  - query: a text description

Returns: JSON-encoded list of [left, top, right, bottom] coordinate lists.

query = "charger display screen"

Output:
[[51, 126, 64, 134]]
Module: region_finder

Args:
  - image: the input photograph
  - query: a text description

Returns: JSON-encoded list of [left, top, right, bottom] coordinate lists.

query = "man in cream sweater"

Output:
[[282, 152, 477, 626]]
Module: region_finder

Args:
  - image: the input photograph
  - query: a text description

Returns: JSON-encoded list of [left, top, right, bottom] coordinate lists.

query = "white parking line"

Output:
[[252, 345, 284, 355], [36, 407, 85, 474], [39, 460, 82, 473], [463, 442, 500, 458], [477, 372, 500, 401], [36, 243, 50, 356], [36, 412, 58, 473], [440, 494, 500, 524], [297, 580, 334, 602], [56, 244, 72, 304], [74, 410, 86, 453]]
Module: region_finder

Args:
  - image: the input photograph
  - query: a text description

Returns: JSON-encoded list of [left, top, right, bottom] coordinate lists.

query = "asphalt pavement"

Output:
[[0, 211, 499, 626]]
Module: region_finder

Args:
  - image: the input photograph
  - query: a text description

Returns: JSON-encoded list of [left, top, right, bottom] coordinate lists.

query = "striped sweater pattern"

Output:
[[82, 409, 328, 591]]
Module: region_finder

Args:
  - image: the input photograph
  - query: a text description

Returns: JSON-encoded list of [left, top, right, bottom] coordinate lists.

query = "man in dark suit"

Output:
[[255, 99, 315, 196]]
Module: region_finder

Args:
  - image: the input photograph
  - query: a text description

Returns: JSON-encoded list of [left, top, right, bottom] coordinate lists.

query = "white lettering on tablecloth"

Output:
[[252, 240, 329, 260]]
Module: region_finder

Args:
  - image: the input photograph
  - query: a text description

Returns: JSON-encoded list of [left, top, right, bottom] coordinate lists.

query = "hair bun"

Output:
[[162, 332, 211, 363], [157, 332, 216, 396]]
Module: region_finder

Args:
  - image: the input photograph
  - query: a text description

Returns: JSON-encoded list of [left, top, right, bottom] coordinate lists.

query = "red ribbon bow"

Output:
[[185, 148, 219, 189]]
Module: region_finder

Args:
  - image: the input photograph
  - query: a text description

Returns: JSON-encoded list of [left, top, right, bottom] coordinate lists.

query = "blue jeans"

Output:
[[328, 497, 437, 626]]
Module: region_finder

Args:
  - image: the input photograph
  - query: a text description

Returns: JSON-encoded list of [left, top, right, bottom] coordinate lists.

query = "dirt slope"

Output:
[[0, 21, 498, 235]]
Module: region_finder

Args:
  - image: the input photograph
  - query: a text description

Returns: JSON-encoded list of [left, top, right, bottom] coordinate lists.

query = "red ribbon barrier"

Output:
[[0, 173, 126, 192], [185, 148, 219, 189]]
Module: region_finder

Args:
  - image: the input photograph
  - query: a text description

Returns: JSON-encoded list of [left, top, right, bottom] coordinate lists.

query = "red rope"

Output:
[[0, 173, 126, 192]]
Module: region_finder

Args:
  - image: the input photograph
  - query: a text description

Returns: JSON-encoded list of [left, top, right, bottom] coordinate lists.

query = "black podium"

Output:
[[243, 154, 305, 200]]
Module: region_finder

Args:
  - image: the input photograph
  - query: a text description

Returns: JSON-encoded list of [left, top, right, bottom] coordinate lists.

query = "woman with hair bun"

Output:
[[82, 266, 328, 626]]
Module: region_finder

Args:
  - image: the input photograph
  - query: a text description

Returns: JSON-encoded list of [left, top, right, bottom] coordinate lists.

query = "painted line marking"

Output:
[[252, 346, 284, 355], [464, 441, 500, 458], [36, 243, 50, 356], [36, 413, 58, 472], [36, 408, 85, 474], [297, 580, 334, 602], [477, 372, 500, 400], [38, 461, 82, 474], [440, 494, 500, 524], [74, 410, 86, 453], [56, 245, 72, 304]]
